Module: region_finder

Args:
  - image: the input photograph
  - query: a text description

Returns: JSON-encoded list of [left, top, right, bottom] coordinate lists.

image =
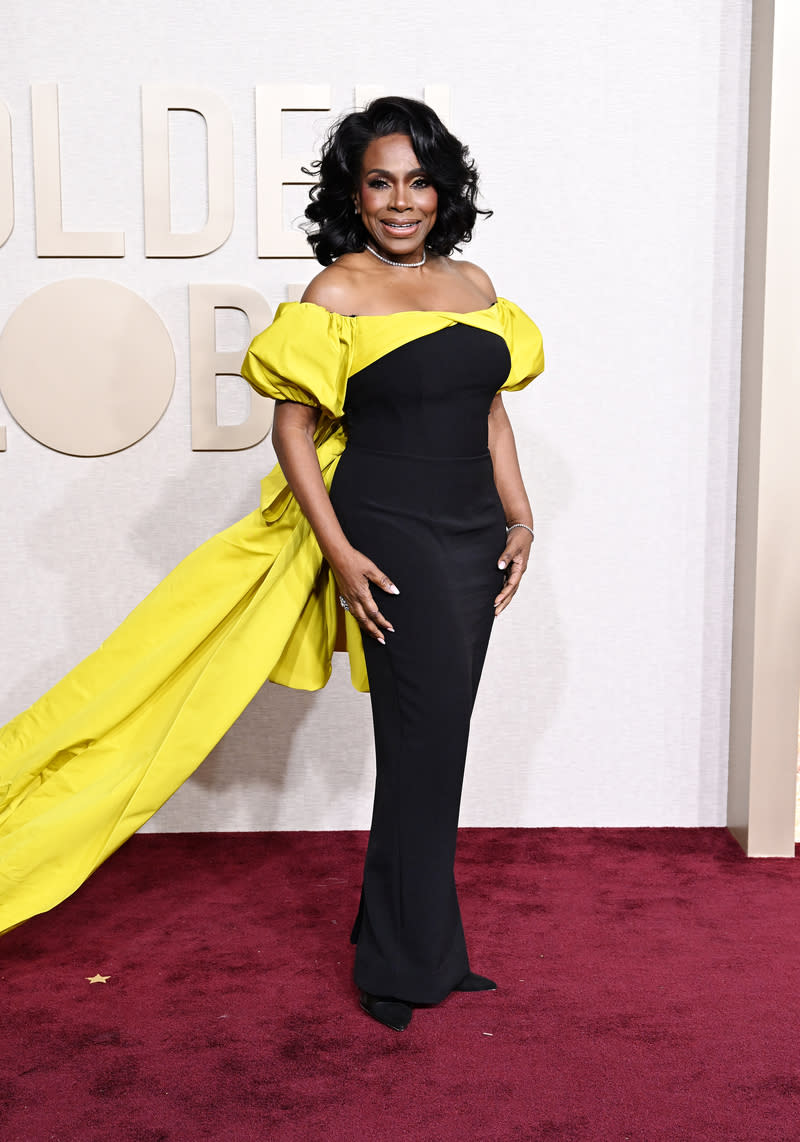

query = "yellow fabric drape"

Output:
[[0, 298, 544, 935]]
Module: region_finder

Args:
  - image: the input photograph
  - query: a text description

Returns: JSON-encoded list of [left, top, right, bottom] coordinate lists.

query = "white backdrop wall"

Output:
[[0, 0, 751, 829]]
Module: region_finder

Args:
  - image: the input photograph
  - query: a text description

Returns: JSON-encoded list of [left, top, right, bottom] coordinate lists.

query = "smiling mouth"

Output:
[[380, 220, 421, 234]]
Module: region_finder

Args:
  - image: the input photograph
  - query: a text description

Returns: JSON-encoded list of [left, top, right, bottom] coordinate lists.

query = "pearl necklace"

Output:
[[364, 243, 427, 268]]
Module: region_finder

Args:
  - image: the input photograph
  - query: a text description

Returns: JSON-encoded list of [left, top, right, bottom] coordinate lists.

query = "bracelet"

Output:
[[506, 522, 535, 542]]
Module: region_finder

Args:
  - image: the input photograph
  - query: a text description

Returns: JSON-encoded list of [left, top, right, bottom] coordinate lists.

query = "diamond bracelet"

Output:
[[506, 522, 535, 542]]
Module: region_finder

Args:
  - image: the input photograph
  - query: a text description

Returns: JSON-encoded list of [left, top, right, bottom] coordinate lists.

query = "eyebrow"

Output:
[[364, 167, 428, 178]]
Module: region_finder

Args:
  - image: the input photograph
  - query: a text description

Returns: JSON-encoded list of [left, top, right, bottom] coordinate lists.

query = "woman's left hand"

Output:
[[494, 527, 533, 616]]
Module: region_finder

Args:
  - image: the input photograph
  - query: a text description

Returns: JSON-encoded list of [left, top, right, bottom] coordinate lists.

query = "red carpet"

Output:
[[2, 828, 800, 1141]]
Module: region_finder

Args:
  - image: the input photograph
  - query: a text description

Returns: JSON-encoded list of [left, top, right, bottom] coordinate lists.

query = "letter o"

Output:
[[0, 278, 175, 455]]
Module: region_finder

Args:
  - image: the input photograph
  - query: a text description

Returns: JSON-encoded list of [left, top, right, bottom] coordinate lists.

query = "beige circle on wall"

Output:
[[0, 277, 175, 456]]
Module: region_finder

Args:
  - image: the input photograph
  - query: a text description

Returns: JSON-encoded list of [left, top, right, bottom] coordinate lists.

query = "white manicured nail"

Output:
[[498, 560, 507, 570]]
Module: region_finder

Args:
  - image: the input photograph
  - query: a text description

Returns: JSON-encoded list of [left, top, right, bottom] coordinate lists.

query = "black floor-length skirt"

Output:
[[330, 442, 505, 1004]]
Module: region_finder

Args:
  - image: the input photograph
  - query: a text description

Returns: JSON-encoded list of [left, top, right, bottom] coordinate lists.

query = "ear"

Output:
[[352, 192, 361, 215]]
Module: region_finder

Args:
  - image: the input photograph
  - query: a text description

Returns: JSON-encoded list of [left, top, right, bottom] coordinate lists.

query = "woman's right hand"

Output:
[[331, 547, 399, 644], [270, 404, 399, 643]]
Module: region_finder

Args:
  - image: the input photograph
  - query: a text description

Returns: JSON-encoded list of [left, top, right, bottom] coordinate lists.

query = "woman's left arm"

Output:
[[488, 393, 534, 616]]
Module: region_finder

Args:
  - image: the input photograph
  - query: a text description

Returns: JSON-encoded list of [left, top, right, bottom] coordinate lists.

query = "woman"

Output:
[[0, 97, 543, 1033]]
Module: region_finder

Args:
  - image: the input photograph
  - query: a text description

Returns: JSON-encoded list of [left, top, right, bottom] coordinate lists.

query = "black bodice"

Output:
[[342, 325, 511, 458]]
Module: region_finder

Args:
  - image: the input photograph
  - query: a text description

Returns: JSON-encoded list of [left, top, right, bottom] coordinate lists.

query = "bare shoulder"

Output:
[[301, 261, 361, 314], [449, 259, 498, 303]]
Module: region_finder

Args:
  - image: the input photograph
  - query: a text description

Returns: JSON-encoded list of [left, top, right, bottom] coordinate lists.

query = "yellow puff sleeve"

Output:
[[240, 302, 355, 526], [240, 301, 353, 420], [496, 298, 545, 392]]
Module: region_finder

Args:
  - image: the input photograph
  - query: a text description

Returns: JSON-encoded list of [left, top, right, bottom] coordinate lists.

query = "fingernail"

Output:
[[386, 626, 395, 633], [378, 637, 385, 645], [389, 585, 400, 595], [498, 561, 507, 570]]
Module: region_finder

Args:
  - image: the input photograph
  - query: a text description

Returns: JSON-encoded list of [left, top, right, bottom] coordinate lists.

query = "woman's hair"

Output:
[[303, 96, 491, 265]]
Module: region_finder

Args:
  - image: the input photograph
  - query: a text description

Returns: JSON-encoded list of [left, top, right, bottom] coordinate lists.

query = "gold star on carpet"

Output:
[[86, 974, 110, 984]]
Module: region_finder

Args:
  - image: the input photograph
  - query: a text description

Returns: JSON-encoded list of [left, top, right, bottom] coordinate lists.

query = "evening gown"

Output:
[[0, 299, 544, 1002]]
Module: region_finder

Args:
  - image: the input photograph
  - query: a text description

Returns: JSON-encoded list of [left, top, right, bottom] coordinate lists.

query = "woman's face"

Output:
[[353, 133, 438, 263]]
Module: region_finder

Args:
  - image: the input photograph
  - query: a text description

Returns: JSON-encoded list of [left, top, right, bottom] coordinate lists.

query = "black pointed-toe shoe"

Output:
[[453, 972, 497, 992], [359, 990, 413, 1031]]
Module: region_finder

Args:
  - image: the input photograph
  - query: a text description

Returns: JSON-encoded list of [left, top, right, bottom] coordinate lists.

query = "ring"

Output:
[[338, 595, 350, 612]]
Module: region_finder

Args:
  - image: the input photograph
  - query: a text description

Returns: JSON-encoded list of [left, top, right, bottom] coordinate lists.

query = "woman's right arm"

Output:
[[271, 400, 398, 643]]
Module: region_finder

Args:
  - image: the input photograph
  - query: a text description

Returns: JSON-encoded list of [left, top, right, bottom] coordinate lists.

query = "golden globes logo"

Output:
[[0, 83, 450, 456]]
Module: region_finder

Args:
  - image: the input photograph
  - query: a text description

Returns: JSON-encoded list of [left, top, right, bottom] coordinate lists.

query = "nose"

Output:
[[389, 185, 410, 211]]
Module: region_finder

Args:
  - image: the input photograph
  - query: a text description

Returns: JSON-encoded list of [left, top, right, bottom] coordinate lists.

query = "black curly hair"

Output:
[[303, 96, 491, 266]]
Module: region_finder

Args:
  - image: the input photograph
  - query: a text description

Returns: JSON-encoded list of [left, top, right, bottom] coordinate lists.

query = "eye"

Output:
[[412, 177, 431, 188], [367, 178, 389, 189]]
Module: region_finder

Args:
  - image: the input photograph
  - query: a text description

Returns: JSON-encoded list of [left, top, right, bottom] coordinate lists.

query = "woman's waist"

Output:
[[330, 443, 501, 522], [344, 442, 493, 465]]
